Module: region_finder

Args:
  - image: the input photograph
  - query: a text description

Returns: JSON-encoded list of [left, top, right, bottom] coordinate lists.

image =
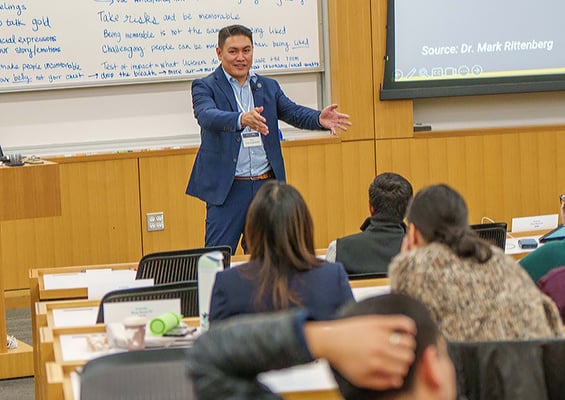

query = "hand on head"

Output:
[[304, 315, 416, 390], [241, 106, 269, 135], [319, 104, 352, 134]]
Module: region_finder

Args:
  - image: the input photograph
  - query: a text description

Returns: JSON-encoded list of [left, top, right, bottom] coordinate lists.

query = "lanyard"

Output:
[[233, 81, 253, 113]]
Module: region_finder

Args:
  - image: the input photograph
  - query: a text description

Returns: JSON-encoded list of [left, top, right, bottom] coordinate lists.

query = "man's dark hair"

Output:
[[218, 24, 253, 49], [369, 173, 413, 222], [332, 293, 440, 400]]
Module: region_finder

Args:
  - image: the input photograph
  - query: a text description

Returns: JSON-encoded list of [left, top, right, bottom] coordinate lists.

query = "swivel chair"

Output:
[[135, 246, 231, 284]]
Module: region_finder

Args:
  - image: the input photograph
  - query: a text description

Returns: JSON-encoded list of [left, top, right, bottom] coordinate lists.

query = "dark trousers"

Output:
[[205, 179, 271, 255]]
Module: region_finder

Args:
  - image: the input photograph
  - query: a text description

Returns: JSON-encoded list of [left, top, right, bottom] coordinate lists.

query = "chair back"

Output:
[[470, 222, 507, 250], [347, 271, 388, 280], [448, 339, 565, 400], [96, 281, 198, 323], [80, 347, 195, 400], [136, 246, 231, 284]]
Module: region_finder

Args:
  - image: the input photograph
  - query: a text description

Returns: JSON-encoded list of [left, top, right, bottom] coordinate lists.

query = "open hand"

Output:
[[319, 104, 352, 134]]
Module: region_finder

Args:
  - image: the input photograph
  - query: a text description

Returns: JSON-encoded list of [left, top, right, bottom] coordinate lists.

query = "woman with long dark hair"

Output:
[[389, 184, 562, 341], [209, 181, 354, 322]]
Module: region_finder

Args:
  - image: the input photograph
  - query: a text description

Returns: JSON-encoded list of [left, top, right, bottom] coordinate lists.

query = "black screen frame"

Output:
[[379, 0, 565, 100]]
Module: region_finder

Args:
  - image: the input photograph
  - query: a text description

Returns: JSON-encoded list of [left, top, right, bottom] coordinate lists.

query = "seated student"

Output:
[[389, 184, 563, 342], [187, 293, 455, 400], [538, 266, 565, 323], [326, 172, 413, 275], [519, 193, 565, 283], [209, 181, 354, 323]]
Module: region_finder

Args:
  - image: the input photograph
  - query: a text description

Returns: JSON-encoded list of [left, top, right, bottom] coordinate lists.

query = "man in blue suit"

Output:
[[186, 24, 351, 254]]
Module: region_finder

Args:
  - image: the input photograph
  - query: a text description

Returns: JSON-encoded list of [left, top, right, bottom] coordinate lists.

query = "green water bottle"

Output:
[[149, 311, 181, 336]]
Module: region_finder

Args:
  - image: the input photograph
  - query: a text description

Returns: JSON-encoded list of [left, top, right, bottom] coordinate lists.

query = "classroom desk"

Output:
[[31, 255, 387, 400], [30, 262, 137, 400], [0, 161, 61, 379], [47, 366, 344, 400], [43, 317, 342, 400], [504, 229, 550, 260], [39, 304, 201, 400]]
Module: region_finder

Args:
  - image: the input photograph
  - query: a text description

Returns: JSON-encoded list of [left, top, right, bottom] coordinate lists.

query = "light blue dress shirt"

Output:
[[223, 68, 271, 177]]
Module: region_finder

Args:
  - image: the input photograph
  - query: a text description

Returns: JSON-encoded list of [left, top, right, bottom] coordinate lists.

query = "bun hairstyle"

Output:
[[406, 184, 492, 263]]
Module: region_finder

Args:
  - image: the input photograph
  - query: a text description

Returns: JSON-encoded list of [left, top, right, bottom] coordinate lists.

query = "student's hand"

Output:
[[319, 104, 352, 134], [241, 106, 269, 135], [304, 315, 416, 390]]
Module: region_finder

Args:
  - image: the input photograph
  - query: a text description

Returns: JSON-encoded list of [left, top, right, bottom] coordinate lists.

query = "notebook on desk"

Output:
[[539, 225, 565, 243]]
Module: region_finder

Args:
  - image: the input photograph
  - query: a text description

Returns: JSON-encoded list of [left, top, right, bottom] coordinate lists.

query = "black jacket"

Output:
[[186, 310, 313, 400], [336, 216, 406, 275], [448, 339, 565, 400]]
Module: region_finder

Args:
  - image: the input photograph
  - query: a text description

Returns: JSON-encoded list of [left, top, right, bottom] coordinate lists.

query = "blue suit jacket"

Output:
[[186, 66, 323, 206], [209, 261, 355, 323]]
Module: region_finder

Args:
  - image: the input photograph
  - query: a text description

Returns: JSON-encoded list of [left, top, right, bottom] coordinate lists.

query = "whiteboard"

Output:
[[0, 0, 322, 92], [1, 72, 328, 157]]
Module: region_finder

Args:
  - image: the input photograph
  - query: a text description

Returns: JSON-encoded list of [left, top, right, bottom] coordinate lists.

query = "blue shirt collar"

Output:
[[221, 67, 257, 86]]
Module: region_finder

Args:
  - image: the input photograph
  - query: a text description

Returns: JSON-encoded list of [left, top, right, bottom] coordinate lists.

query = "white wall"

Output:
[[0, 72, 325, 157], [414, 91, 565, 131]]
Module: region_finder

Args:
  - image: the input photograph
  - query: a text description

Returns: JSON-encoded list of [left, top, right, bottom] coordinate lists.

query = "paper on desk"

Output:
[[103, 298, 181, 324], [505, 235, 544, 255], [43, 268, 136, 291], [59, 333, 122, 362], [70, 371, 80, 400], [52, 307, 99, 327], [43, 273, 87, 290], [352, 285, 390, 302], [88, 277, 153, 300], [83, 268, 112, 278], [512, 214, 558, 232], [259, 359, 337, 393]]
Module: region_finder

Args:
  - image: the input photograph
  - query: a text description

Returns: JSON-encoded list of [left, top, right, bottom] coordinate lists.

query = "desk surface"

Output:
[[52, 369, 343, 400], [505, 230, 549, 260], [44, 320, 342, 400]]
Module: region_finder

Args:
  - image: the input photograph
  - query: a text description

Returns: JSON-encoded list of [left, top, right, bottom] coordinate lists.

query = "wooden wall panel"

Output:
[[137, 140, 374, 256], [138, 152, 206, 254], [0, 163, 61, 221], [376, 129, 565, 227], [0, 159, 142, 290], [284, 139, 375, 248], [328, 0, 375, 141]]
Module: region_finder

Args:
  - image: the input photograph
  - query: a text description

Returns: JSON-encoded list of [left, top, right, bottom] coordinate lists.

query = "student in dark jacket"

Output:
[[326, 172, 413, 275], [209, 181, 354, 323], [188, 294, 455, 400]]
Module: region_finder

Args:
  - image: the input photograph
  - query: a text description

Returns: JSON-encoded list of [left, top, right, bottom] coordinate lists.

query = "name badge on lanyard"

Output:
[[242, 129, 262, 148], [235, 81, 263, 148]]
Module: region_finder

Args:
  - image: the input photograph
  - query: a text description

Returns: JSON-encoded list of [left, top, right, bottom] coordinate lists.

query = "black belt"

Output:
[[234, 170, 274, 181]]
